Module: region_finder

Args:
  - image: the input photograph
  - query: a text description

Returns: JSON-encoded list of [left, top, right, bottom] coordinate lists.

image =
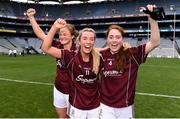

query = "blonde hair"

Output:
[[76, 28, 100, 74], [91, 48, 100, 75], [76, 28, 96, 49]]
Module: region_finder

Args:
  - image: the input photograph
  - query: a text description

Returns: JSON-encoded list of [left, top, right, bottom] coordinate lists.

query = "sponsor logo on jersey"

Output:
[[76, 75, 97, 84], [103, 70, 123, 77]]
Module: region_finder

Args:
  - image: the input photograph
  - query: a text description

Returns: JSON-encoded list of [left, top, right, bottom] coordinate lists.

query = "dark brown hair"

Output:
[[106, 24, 125, 38]]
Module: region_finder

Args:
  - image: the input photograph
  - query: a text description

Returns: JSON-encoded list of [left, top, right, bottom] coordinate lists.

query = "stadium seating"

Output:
[[1, 0, 179, 19], [0, 0, 180, 57]]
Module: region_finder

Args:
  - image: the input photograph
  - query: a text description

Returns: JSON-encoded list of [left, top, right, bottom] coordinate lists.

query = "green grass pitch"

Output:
[[0, 55, 180, 118]]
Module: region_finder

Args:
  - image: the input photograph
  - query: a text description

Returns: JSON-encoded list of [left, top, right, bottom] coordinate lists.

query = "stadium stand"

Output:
[[0, 0, 180, 57]]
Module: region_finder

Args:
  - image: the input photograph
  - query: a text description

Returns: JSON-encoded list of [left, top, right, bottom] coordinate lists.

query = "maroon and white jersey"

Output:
[[53, 40, 76, 94], [61, 50, 100, 110], [100, 44, 147, 108]]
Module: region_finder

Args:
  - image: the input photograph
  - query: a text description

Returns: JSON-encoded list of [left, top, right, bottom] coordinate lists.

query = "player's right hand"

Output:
[[25, 8, 36, 18], [53, 18, 67, 29]]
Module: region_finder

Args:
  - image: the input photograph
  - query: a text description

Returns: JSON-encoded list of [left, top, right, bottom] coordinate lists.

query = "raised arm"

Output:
[[41, 18, 66, 58], [145, 5, 160, 54], [26, 8, 47, 40]]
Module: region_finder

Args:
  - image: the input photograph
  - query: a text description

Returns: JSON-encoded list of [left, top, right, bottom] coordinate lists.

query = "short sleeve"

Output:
[[130, 44, 148, 65]]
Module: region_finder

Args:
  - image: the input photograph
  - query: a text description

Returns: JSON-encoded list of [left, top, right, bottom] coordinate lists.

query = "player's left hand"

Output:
[[123, 42, 131, 50]]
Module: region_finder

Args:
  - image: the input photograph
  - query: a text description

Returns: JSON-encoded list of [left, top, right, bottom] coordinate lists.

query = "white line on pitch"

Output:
[[136, 92, 180, 99], [0, 77, 53, 86], [0, 77, 180, 99]]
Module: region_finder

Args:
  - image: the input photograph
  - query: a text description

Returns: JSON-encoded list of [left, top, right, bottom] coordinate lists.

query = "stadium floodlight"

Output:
[[170, 5, 175, 11], [11, 0, 33, 3], [170, 5, 176, 58], [63, 1, 83, 4], [88, 0, 107, 3], [39, 1, 59, 4]]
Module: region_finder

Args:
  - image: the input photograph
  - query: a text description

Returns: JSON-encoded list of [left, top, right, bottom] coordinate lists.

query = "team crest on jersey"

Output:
[[107, 59, 113, 66], [109, 60, 112, 66], [78, 64, 82, 68]]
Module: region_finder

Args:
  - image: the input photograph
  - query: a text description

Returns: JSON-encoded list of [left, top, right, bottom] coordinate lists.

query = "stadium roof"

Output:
[[10, 0, 117, 4]]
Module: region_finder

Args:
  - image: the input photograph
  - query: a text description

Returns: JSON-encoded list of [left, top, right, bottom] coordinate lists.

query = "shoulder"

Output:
[[129, 44, 146, 54], [52, 40, 63, 48], [62, 49, 76, 58], [100, 49, 110, 56], [71, 42, 77, 51]]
